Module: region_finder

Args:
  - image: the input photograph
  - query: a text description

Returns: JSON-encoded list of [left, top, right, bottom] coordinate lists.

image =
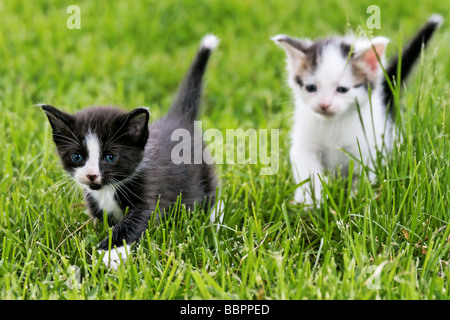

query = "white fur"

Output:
[[74, 132, 101, 185], [279, 38, 393, 206], [429, 14, 443, 27], [200, 34, 220, 50], [210, 199, 225, 231], [90, 185, 123, 223], [353, 36, 389, 57], [75, 132, 123, 222], [271, 35, 312, 46], [271, 34, 288, 43], [98, 244, 131, 270]]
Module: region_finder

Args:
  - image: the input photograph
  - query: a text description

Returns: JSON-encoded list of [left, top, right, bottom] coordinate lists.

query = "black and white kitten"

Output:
[[272, 15, 443, 206], [41, 34, 221, 268]]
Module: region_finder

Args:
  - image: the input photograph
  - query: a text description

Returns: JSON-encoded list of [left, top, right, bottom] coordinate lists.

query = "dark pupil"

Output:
[[71, 154, 83, 163], [305, 84, 317, 92], [337, 87, 349, 93]]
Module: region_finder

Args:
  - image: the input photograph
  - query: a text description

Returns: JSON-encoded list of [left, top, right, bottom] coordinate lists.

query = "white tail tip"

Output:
[[200, 34, 220, 50], [429, 14, 444, 27]]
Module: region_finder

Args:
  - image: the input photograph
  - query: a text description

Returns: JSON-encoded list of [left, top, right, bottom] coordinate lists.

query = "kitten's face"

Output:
[[41, 105, 149, 191], [273, 35, 388, 117]]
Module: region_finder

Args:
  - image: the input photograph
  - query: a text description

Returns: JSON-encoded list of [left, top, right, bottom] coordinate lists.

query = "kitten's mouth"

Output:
[[88, 183, 102, 190], [316, 109, 334, 117]]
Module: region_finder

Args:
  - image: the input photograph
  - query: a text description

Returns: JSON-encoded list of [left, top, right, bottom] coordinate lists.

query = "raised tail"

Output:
[[383, 14, 443, 116], [168, 34, 219, 122]]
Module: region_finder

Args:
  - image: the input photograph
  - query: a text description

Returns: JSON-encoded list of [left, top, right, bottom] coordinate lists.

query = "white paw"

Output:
[[368, 170, 378, 184], [294, 187, 314, 205], [98, 244, 131, 270], [210, 199, 225, 231], [294, 187, 318, 206]]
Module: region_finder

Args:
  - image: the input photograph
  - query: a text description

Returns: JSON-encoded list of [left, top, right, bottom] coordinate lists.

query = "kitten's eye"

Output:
[[71, 153, 84, 163], [336, 86, 349, 93], [104, 154, 117, 163], [305, 84, 317, 93]]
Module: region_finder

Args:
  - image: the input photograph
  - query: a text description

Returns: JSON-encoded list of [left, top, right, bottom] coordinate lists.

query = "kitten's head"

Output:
[[41, 105, 149, 191], [272, 34, 389, 117]]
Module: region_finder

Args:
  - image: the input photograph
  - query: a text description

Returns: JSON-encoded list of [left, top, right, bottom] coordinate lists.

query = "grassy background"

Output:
[[0, 0, 449, 299]]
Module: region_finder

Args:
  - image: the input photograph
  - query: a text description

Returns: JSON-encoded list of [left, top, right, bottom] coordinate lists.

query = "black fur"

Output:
[[42, 38, 218, 250], [169, 47, 213, 122], [383, 15, 442, 117]]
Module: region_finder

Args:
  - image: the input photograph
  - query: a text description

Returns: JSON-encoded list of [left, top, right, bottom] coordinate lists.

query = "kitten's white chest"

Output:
[[90, 187, 124, 223]]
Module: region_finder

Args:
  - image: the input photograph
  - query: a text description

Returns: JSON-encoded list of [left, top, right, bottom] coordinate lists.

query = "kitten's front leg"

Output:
[[367, 165, 378, 185], [290, 145, 324, 207], [97, 207, 151, 269]]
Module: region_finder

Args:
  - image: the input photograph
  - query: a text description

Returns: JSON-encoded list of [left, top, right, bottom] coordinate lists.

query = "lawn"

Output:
[[0, 0, 449, 300]]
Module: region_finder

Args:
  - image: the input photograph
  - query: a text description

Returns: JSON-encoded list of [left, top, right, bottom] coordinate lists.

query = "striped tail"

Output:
[[169, 34, 219, 122], [383, 14, 443, 116]]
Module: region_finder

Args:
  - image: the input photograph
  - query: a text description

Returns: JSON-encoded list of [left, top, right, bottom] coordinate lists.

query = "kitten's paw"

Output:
[[97, 244, 131, 270], [210, 199, 225, 232], [294, 187, 320, 209], [368, 170, 378, 184]]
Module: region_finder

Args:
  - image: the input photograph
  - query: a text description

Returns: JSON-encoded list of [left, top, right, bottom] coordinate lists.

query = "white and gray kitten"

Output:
[[273, 15, 443, 206]]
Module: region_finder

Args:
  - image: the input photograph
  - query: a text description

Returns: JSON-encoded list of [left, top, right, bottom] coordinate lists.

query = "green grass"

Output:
[[0, 0, 449, 300]]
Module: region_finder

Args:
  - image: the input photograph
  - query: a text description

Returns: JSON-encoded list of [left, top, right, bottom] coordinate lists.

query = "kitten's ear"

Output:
[[354, 37, 389, 74], [272, 35, 309, 69], [39, 104, 74, 133], [122, 107, 150, 146]]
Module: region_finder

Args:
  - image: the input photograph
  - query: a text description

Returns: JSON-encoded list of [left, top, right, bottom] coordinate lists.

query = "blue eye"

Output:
[[305, 84, 317, 93], [336, 86, 349, 93], [104, 154, 117, 163], [71, 153, 84, 163]]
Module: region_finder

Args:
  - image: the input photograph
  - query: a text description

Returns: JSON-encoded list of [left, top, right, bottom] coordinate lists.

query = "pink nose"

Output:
[[319, 103, 331, 110], [87, 174, 99, 182]]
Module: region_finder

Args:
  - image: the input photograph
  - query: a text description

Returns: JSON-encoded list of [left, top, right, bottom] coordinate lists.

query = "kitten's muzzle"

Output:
[[87, 174, 99, 182], [316, 103, 334, 117], [86, 174, 102, 190], [88, 183, 102, 190], [78, 174, 102, 190], [318, 103, 331, 111]]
